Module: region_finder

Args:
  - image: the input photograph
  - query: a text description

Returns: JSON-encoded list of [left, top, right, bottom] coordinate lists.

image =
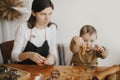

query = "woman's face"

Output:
[[81, 33, 97, 52], [33, 7, 53, 26]]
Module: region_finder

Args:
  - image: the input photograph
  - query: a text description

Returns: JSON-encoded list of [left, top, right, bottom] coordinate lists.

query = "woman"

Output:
[[11, 0, 57, 65]]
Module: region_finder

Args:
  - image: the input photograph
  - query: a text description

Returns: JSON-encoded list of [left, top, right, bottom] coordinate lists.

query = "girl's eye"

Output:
[[84, 40, 88, 42], [91, 40, 94, 42]]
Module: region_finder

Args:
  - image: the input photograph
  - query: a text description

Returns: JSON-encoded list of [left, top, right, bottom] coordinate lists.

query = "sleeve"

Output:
[[11, 23, 27, 62], [70, 36, 81, 54], [49, 25, 58, 64]]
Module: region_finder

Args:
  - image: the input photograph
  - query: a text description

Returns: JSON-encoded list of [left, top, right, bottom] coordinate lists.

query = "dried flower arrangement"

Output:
[[0, 0, 24, 21]]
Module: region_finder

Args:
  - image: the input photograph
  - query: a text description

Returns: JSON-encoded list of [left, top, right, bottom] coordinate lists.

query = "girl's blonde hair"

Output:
[[80, 25, 97, 38]]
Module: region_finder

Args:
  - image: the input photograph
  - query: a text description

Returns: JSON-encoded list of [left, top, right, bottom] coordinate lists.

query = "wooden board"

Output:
[[0, 65, 30, 80]]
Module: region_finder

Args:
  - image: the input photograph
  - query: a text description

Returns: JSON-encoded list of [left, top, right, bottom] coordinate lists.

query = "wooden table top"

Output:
[[4, 64, 108, 80]]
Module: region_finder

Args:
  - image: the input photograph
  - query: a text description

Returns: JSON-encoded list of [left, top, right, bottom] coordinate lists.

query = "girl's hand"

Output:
[[73, 36, 85, 47], [70, 36, 86, 54], [94, 45, 105, 53], [28, 52, 47, 65]]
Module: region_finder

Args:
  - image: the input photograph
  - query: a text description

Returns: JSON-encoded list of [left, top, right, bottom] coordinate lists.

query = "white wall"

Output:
[[0, 0, 120, 65], [51, 0, 120, 66]]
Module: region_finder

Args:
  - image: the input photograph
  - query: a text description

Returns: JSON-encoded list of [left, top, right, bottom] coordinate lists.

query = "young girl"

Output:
[[11, 0, 57, 65], [70, 25, 108, 67]]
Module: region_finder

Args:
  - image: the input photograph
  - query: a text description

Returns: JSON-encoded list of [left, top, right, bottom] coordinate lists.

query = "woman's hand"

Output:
[[19, 52, 56, 66], [28, 52, 47, 65], [44, 54, 55, 65], [19, 52, 46, 65]]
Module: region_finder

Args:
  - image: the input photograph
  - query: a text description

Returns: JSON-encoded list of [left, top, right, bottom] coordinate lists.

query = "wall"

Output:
[[0, 0, 120, 65], [51, 0, 120, 66]]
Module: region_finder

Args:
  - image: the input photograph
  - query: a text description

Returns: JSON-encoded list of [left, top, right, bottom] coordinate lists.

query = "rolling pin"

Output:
[[92, 65, 120, 80]]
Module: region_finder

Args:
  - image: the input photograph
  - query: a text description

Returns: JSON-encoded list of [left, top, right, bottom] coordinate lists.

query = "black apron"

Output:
[[18, 28, 49, 64]]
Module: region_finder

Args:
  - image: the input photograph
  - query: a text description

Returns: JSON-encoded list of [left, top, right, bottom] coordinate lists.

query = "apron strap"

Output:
[[29, 29, 32, 41], [45, 27, 47, 40]]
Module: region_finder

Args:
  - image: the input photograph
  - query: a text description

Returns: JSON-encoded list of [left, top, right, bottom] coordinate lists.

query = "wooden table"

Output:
[[4, 64, 107, 80]]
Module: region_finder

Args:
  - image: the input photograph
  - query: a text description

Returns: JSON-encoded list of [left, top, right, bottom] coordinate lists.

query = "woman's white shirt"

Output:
[[11, 22, 57, 62]]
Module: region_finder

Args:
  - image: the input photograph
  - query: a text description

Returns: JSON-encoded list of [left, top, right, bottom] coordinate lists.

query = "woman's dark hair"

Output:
[[27, 0, 56, 29], [80, 25, 97, 38]]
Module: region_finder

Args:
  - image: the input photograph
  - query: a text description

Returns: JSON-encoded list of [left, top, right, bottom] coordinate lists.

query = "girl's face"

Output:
[[32, 7, 53, 27], [81, 33, 97, 52]]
